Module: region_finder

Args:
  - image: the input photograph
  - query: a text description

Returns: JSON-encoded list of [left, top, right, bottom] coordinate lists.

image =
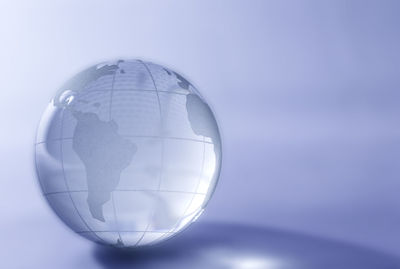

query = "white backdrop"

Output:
[[1, 1, 400, 267]]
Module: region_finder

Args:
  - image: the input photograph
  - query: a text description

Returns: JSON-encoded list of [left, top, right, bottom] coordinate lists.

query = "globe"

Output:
[[35, 59, 222, 248]]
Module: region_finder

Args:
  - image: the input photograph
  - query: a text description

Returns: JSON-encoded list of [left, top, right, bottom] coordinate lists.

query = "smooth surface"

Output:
[[93, 222, 400, 269], [2, 219, 400, 269], [35, 60, 221, 246]]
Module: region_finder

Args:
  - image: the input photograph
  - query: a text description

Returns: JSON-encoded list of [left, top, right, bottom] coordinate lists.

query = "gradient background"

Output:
[[1, 0, 400, 268]]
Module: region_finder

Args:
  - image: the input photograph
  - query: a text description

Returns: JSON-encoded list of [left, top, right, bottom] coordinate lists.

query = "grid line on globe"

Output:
[[36, 134, 213, 145], [130, 60, 165, 247], [139, 60, 165, 191], [108, 60, 124, 245], [35, 59, 221, 247]]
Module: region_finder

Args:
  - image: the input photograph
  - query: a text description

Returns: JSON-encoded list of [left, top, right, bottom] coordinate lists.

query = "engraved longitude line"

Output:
[[172, 136, 207, 233], [139, 60, 165, 190], [59, 109, 107, 244], [34, 143, 46, 192], [108, 66, 118, 120], [34, 106, 48, 192], [135, 60, 166, 246], [133, 209, 156, 247], [34, 115, 45, 190], [111, 193, 123, 244], [107, 64, 124, 245]]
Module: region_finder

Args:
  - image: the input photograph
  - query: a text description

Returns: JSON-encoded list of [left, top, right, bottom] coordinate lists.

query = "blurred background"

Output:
[[1, 0, 400, 268]]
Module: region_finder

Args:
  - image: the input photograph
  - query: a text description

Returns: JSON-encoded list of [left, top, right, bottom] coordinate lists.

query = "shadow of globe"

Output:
[[93, 222, 400, 269]]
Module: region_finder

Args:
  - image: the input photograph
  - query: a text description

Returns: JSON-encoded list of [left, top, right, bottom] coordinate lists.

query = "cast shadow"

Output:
[[93, 222, 400, 269]]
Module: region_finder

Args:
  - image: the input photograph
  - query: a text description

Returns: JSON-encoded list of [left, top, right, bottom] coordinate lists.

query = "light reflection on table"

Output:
[[94, 222, 400, 269]]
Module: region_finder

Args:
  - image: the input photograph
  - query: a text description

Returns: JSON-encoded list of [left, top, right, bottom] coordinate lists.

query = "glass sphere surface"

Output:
[[35, 59, 221, 247]]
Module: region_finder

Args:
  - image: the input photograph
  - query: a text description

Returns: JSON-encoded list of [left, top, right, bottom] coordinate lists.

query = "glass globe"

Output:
[[35, 59, 222, 248]]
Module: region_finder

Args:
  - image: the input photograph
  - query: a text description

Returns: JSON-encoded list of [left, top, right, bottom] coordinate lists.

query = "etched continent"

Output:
[[186, 93, 221, 202], [54, 61, 121, 107], [72, 111, 137, 221], [186, 94, 221, 161]]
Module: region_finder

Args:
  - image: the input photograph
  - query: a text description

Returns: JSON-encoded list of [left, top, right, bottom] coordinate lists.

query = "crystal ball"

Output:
[[35, 59, 222, 247]]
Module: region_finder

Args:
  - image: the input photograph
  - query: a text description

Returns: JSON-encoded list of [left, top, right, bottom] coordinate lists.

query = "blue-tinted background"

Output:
[[1, 0, 400, 267]]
